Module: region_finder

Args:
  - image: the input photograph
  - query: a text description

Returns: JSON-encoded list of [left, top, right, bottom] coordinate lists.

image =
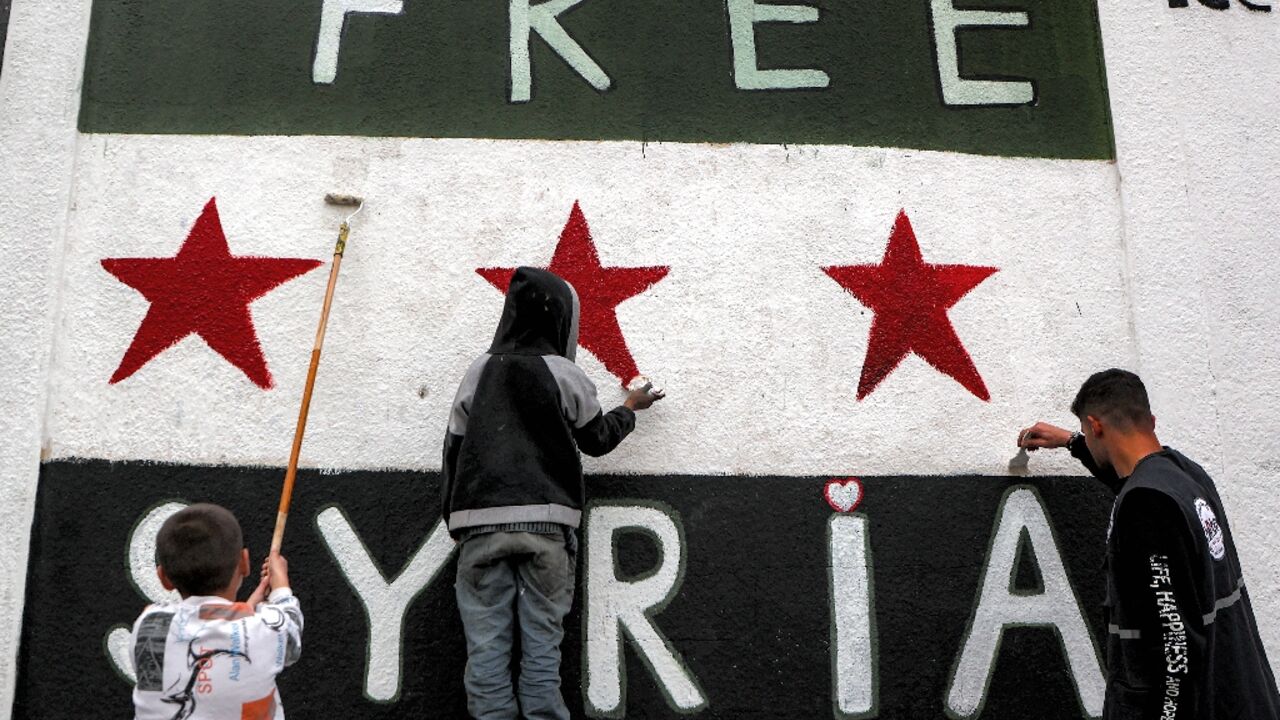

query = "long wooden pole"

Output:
[[271, 221, 350, 554]]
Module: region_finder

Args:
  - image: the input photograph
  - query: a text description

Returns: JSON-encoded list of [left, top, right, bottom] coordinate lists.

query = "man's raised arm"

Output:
[[1017, 421, 1122, 490]]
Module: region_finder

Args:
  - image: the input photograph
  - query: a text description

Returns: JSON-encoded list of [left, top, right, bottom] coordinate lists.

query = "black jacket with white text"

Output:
[[1072, 439, 1280, 720]]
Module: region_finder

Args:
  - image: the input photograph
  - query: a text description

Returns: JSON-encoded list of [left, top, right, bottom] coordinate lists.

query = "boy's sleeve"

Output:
[[543, 356, 636, 457], [573, 408, 636, 457], [442, 356, 487, 521], [256, 588, 304, 670], [442, 432, 462, 522]]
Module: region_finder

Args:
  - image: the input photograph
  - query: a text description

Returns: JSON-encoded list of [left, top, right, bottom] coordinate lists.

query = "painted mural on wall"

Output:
[[1169, 0, 1271, 11], [17, 462, 1115, 719], [823, 210, 997, 401], [77, 0, 1114, 158], [477, 202, 669, 385], [102, 199, 322, 389], [14, 0, 1137, 717]]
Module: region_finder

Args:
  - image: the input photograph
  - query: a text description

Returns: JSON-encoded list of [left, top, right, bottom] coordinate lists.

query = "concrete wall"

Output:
[[0, 0, 1277, 717], [0, 1, 94, 714], [1095, 0, 1280, 659]]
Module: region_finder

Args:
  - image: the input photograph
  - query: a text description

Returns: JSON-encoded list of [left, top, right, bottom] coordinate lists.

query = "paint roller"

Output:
[[270, 193, 364, 555]]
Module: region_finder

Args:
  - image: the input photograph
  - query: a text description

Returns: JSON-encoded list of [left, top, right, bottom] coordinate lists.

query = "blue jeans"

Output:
[[455, 530, 577, 720]]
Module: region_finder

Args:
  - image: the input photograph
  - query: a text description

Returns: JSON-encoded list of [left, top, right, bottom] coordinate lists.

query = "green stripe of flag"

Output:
[[79, 0, 1114, 159]]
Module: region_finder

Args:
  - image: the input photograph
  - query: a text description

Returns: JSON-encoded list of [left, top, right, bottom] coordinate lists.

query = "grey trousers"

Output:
[[455, 530, 577, 720]]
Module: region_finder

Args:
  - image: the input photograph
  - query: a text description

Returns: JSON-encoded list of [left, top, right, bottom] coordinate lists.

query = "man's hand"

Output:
[[1017, 422, 1074, 451], [624, 384, 665, 411]]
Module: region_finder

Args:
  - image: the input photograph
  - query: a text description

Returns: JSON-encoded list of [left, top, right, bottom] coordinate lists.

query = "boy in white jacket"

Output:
[[130, 503, 303, 720]]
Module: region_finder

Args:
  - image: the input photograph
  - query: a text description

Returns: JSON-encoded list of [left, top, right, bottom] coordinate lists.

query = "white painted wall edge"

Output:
[[0, 0, 93, 715], [1095, 0, 1280, 668]]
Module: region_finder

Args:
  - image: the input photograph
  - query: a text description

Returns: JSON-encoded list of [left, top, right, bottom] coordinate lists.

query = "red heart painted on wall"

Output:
[[824, 477, 864, 513]]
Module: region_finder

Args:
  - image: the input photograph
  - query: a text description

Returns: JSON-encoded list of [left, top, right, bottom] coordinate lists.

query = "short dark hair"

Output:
[[1071, 369, 1154, 430], [156, 504, 243, 597]]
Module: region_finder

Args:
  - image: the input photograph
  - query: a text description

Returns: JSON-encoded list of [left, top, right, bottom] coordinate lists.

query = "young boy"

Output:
[[442, 267, 662, 720], [130, 503, 304, 720]]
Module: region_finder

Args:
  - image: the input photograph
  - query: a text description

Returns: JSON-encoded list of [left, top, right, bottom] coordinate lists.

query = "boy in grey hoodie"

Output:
[[443, 267, 661, 719]]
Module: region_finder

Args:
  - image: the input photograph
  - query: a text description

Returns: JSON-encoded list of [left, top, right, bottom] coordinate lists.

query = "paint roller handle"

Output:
[[271, 218, 351, 554], [334, 222, 350, 258]]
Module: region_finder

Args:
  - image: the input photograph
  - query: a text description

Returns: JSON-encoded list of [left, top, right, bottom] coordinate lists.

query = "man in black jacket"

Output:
[[442, 267, 662, 720], [1019, 369, 1280, 719]]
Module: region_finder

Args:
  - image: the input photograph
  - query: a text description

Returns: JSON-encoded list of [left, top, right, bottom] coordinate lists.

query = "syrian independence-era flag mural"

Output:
[[16, 0, 1132, 717]]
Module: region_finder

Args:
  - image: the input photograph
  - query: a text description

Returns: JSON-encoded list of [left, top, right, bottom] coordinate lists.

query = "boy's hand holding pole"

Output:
[[246, 553, 291, 606]]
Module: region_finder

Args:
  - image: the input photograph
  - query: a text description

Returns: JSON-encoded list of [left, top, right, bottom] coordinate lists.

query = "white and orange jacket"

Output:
[[129, 588, 303, 720]]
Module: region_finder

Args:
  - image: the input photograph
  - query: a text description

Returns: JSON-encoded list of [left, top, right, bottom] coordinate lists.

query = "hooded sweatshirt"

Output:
[[441, 267, 636, 535]]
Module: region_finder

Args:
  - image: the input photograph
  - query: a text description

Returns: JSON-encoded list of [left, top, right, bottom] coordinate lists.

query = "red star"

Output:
[[478, 202, 669, 385], [101, 198, 322, 389], [823, 210, 997, 401]]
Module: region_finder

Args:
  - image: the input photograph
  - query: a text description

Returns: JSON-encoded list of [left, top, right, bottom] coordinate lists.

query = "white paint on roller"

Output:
[[315, 506, 457, 702], [509, 0, 612, 103], [945, 486, 1104, 720], [829, 514, 877, 718], [929, 0, 1033, 106], [727, 0, 830, 90], [583, 503, 707, 715], [313, 0, 405, 84]]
